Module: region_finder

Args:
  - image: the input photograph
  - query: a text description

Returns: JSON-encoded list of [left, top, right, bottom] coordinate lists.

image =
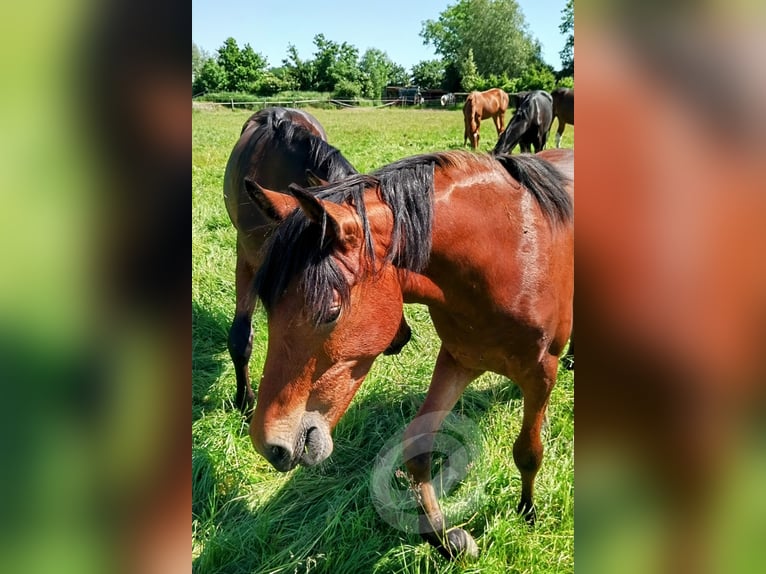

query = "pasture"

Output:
[[193, 107, 574, 573]]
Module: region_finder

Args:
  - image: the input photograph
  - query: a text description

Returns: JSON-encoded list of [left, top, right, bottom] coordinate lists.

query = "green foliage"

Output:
[[193, 59, 226, 95], [458, 49, 481, 92], [443, 61, 463, 92], [194, 37, 270, 94], [253, 71, 297, 96], [411, 59, 445, 90], [556, 76, 574, 89], [421, 0, 542, 85], [192, 42, 205, 79], [475, 72, 519, 93], [387, 63, 409, 87], [359, 48, 402, 99], [333, 79, 363, 101], [559, 0, 574, 76], [282, 44, 316, 90], [518, 64, 557, 92], [311, 34, 361, 93]]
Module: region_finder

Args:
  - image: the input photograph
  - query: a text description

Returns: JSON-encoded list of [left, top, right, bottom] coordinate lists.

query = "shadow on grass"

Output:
[[192, 300, 230, 421], [192, 377, 528, 574]]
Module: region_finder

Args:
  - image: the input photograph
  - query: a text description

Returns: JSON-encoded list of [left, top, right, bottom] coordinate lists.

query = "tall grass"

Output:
[[192, 107, 574, 573]]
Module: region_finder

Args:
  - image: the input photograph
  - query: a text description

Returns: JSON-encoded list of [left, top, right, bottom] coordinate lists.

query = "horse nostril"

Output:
[[264, 443, 292, 471]]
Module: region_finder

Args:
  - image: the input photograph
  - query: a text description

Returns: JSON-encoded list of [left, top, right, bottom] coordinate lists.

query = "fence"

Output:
[[192, 94, 470, 111]]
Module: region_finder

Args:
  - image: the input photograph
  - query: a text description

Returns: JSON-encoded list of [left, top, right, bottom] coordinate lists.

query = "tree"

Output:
[[192, 42, 204, 79], [193, 59, 226, 94], [459, 49, 481, 92], [359, 48, 399, 99], [215, 37, 268, 92], [559, 0, 574, 76], [411, 60, 445, 90], [311, 34, 362, 93], [421, 0, 542, 83], [282, 44, 316, 90]]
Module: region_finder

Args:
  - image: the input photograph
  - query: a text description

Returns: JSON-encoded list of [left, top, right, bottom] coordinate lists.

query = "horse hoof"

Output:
[[517, 500, 537, 525], [437, 528, 479, 560]]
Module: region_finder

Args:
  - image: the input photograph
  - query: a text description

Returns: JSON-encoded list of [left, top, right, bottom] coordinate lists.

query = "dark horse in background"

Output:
[[223, 107, 411, 413], [551, 88, 574, 148], [462, 88, 509, 149], [244, 148, 573, 559], [493, 90, 553, 154]]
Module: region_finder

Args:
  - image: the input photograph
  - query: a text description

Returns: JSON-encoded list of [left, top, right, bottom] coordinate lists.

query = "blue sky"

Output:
[[192, 0, 568, 72]]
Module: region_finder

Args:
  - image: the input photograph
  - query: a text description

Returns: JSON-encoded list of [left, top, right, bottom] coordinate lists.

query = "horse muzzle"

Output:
[[258, 412, 333, 472]]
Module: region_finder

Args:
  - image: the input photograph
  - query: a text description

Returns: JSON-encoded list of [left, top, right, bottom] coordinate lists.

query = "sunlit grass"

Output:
[[192, 107, 574, 573]]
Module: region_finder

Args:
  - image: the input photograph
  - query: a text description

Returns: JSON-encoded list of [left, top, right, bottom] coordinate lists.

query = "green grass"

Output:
[[192, 107, 574, 573]]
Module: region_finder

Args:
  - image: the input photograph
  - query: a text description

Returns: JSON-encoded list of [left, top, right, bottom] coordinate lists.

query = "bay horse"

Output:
[[223, 107, 411, 413], [463, 88, 510, 149], [243, 148, 574, 559], [494, 90, 553, 155], [551, 88, 574, 148]]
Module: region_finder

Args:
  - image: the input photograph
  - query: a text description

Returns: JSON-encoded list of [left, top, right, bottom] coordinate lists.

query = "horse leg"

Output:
[[555, 119, 565, 148], [513, 355, 558, 523], [562, 328, 574, 370], [404, 347, 482, 559], [228, 242, 257, 414], [495, 113, 505, 136]]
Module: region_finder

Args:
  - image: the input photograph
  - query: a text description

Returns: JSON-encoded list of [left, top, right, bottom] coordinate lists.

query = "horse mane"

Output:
[[254, 153, 446, 323], [241, 107, 357, 182], [254, 151, 571, 323], [493, 153, 573, 226]]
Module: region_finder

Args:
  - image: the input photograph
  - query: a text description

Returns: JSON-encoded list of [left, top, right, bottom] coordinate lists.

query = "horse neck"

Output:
[[396, 167, 505, 305]]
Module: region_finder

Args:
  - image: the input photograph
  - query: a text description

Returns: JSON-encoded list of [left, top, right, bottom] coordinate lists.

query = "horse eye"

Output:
[[324, 305, 341, 324]]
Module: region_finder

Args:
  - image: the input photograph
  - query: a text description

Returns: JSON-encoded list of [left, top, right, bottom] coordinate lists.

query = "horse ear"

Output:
[[244, 178, 299, 222], [305, 169, 328, 187], [287, 184, 358, 249]]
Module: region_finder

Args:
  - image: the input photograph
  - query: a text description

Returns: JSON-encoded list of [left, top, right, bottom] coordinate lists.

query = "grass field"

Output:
[[192, 107, 574, 574]]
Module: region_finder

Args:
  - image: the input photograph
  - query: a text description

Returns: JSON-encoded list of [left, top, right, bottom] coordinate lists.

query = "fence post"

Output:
[[230, 98, 234, 111]]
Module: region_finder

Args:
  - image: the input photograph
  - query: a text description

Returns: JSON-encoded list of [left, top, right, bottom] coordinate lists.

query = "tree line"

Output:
[[192, 0, 573, 99]]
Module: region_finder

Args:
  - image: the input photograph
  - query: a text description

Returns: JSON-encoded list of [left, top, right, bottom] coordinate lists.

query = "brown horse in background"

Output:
[[462, 88, 509, 149], [223, 107, 411, 413], [551, 88, 574, 148], [244, 148, 573, 559]]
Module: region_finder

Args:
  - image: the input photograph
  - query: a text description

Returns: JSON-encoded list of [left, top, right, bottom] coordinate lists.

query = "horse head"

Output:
[[243, 178, 406, 471]]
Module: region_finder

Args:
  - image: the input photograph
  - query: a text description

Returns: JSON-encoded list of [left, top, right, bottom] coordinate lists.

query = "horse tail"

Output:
[[494, 154, 573, 227]]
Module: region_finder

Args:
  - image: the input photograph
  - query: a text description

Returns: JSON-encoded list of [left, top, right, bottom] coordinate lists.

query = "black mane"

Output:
[[242, 107, 357, 183], [254, 151, 571, 324]]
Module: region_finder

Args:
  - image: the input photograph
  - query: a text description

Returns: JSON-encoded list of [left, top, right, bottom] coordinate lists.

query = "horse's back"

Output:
[[224, 107, 329, 244]]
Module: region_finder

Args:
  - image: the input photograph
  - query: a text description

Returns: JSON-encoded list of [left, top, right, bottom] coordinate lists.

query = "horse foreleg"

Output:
[[513, 356, 558, 523], [404, 347, 481, 559], [562, 328, 574, 370], [471, 115, 481, 149], [555, 119, 565, 148], [228, 243, 257, 414]]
